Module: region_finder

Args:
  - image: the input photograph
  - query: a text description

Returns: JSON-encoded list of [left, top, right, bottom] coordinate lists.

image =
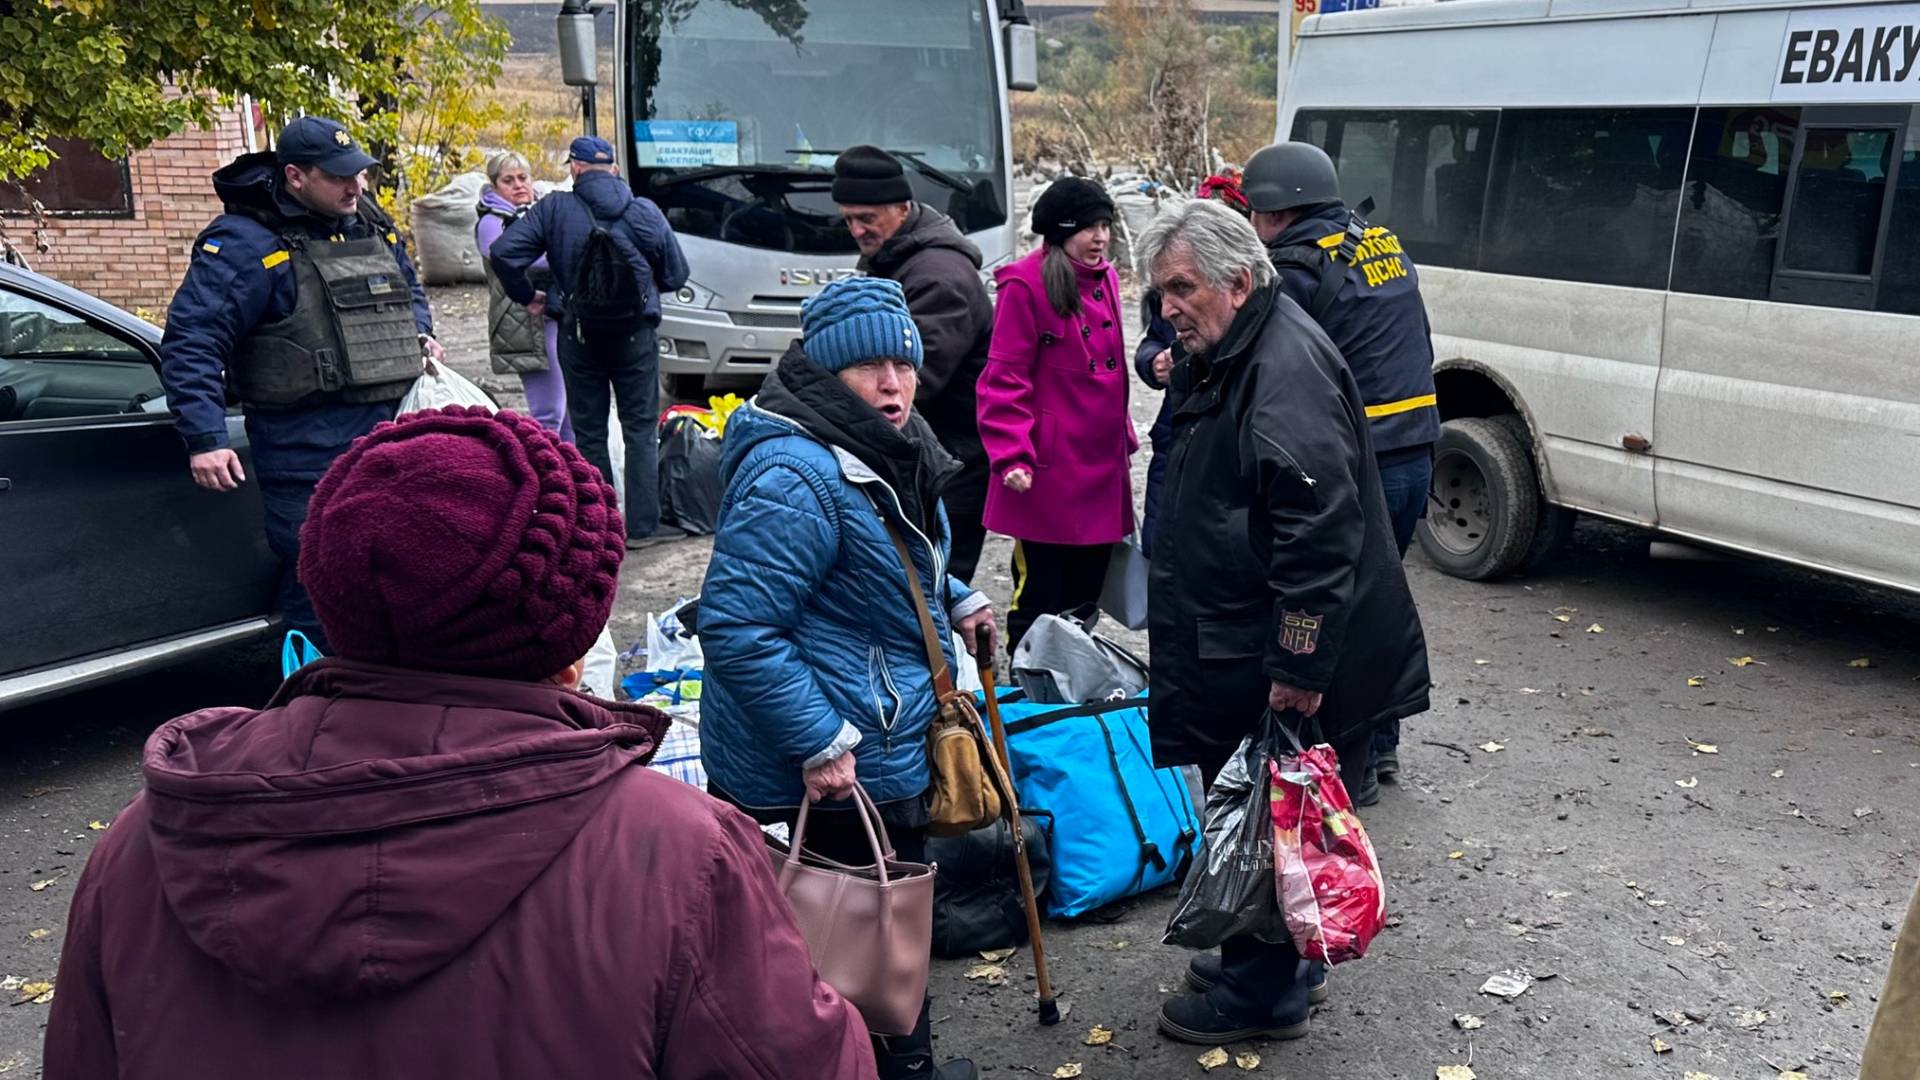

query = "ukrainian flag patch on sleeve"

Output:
[[200, 241, 221, 255]]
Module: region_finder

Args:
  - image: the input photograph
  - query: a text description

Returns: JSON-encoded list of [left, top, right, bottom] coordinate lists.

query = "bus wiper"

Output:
[[650, 163, 831, 190], [786, 148, 975, 197]]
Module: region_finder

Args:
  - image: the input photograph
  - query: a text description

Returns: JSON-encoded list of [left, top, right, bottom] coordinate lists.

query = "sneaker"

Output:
[[1184, 953, 1329, 1003], [1157, 990, 1309, 1046], [1376, 748, 1401, 783], [625, 525, 689, 550]]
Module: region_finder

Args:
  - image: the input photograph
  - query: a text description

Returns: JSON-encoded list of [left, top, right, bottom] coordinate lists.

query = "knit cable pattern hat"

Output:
[[299, 406, 625, 682], [799, 276, 923, 374]]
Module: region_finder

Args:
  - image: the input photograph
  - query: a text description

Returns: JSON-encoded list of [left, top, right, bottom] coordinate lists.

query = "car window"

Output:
[[0, 287, 162, 423]]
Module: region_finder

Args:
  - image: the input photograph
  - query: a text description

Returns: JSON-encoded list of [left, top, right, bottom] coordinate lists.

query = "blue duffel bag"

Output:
[[994, 690, 1202, 919]]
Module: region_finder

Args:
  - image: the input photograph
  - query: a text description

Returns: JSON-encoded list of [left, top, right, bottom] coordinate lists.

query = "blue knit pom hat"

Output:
[[799, 276, 923, 373]]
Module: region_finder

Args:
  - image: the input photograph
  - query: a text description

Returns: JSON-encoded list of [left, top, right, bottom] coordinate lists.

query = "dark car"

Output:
[[0, 262, 278, 710]]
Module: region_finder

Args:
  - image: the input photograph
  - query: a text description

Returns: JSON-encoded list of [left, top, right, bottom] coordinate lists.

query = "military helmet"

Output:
[[1241, 142, 1342, 214]]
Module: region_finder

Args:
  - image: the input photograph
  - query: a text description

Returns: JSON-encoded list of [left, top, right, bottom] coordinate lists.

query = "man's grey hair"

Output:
[[1136, 199, 1275, 291]]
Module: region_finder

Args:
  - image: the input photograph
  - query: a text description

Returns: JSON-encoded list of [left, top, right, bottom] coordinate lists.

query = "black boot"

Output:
[[874, 998, 978, 1080], [1185, 952, 1328, 1002]]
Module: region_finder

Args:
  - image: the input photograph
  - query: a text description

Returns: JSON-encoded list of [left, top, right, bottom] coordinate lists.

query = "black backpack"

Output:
[[571, 200, 645, 326]]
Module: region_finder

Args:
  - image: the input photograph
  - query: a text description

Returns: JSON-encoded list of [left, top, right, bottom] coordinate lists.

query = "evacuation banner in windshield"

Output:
[[636, 121, 740, 167], [1774, 3, 1920, 102]]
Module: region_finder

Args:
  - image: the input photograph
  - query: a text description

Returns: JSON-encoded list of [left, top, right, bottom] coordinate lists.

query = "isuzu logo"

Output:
[[779, 267, 857, 287]]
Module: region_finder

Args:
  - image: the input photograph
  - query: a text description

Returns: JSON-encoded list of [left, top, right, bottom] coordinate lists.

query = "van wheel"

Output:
[[1490, 413, 1575, 569], [663, 372, 706, 402], [1416, 416, 1540, 580]]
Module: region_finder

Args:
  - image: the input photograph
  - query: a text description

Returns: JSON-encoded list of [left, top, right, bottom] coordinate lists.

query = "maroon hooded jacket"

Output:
[[43, 660, 874, 1079]]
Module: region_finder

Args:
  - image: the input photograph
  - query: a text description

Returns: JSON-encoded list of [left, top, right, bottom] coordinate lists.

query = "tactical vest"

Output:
[[477, 205, 550, 376], [1269, 211, 1440, 456], [231, 219, 421, 410]]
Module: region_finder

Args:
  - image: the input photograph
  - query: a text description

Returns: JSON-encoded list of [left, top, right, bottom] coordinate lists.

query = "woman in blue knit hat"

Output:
[[699, 275, 994, 1080]]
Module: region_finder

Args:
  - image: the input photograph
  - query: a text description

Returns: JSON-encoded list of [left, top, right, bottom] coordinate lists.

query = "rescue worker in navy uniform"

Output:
[[1242, 141, 1440, 793], [160, 116, 440, 653]]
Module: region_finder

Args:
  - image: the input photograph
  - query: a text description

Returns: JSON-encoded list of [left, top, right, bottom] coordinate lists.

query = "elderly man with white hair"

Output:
[[1138, 199, 1432, 1046]]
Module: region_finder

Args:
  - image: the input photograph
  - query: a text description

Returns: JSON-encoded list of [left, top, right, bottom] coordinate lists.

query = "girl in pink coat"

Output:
[[979, 177, 1138, 649]]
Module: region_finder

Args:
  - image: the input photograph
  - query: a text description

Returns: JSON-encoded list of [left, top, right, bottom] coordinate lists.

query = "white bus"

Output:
[[610, 0, 1035, 398], [1284, 0, 1920, 595]]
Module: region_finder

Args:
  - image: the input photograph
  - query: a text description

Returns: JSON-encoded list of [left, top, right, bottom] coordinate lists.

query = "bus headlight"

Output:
[[674, 286, 698, 305]]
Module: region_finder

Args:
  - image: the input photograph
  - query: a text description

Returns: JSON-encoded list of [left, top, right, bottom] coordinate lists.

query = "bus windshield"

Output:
[[626, 0, 1007, 254]]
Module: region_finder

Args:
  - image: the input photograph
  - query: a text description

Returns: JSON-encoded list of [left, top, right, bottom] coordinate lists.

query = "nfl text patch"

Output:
[[1279, 610, 1323, 656]]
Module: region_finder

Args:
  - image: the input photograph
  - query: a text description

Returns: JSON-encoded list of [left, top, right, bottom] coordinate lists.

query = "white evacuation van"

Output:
[[1285, 0, 1920, 593]]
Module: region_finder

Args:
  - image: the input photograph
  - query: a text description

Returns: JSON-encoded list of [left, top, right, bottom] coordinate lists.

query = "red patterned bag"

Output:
[[1268, 723, 1387, 965]]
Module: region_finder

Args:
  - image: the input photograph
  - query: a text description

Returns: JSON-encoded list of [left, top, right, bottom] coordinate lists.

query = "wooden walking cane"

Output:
[[978, 654, 1062, 1025]]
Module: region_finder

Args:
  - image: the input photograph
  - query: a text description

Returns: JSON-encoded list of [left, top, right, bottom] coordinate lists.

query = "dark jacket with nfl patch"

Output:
[[1146, 283, 1430, 772]]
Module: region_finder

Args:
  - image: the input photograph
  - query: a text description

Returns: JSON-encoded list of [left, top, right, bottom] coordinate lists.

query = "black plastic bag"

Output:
[[928, 812, 1052, 958], [658, 414, 723, 535], [1163, 722, 1287, 949]]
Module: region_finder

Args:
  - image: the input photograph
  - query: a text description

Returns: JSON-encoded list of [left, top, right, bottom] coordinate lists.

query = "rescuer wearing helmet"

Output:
[[1242, 141, 1440, 795]]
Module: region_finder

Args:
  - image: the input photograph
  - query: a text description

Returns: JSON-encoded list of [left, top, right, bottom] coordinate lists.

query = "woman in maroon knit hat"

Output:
[[43, 406, 873, 1080]]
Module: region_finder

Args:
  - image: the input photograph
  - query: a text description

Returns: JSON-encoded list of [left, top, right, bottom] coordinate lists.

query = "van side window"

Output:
[[1781, 127, 1895, 278], [1874, 114, 1920, 315], [1480, 108, 1693, 289], [1671, 107, 1798, 301], [1290, 109, 1494, 269]]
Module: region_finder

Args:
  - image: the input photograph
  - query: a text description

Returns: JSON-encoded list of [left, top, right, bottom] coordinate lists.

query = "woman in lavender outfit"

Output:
[[475, 151, 571, 440]]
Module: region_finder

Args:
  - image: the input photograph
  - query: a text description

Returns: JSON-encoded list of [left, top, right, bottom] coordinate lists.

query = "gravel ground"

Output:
[[1, 285, 1915, 1079]]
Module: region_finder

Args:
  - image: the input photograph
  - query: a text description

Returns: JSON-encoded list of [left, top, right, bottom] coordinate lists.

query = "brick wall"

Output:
[[21, 106, 254, 319]]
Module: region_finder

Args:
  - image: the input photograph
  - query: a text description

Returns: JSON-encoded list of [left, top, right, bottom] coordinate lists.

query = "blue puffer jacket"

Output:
[[700, 376, 987, 810]]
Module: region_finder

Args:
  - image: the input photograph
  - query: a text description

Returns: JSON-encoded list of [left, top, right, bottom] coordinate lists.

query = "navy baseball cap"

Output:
[[569, 136, 615, 164], [276, 117, 377, 176]]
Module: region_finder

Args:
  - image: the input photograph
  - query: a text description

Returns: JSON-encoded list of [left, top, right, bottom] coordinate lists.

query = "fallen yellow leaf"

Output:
[[1779, 1072, 1810, 1080], [1053, 1065, 1083, 1079], [1448, 851, 1465, 860], [27, 929, 49, 941], [1727, 656, 1761, 667], [962, 963, 1007, 986], [1686, 676, 1705, 687], [1687, 738, 1719, 754], [13, 981, 52, 1006], [86, 820, 108, 831], [1586, 624, 1605, 634], [1084, 1026, 1113, 1046], [1685, 1073, 1721, 1080], [1676, 777, 1698, 788], [1473, 659, 1491, 666], [1479, 741, 1505, 753], [1771, 768, 1785, 779], [27, 879, 57, 893], [1662, 936, 1686, 946], [1553, 614, 1572, 623], [978, 947, 1015, 962], [1828, 989, 1850, 1003], [1454, 1014, 1484, 1031], [1199, 1047, 1230, 1070], [1235, 1052, 1261, 1071], [1107, 940, 1130, 950], [1849, 658, 1873, 668], [1651, 1037, 1672, 1053], [1436, 1067, 1477, 1080]]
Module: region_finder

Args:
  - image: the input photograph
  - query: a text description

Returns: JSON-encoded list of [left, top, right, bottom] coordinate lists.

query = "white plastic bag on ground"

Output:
[[646, 599, 702, 672], [398, 360, 497, 415], [578, 626, 618, 699]]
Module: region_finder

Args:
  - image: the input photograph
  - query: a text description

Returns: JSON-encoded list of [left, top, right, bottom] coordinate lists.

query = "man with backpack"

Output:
[[492, 136, 689, 548]]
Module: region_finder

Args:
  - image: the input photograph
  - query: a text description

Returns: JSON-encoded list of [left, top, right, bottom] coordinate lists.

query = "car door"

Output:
[[0, 278, 277, 679]]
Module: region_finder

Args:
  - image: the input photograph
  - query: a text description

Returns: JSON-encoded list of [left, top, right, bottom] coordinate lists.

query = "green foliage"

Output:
[[0, 0, 561, 231]]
